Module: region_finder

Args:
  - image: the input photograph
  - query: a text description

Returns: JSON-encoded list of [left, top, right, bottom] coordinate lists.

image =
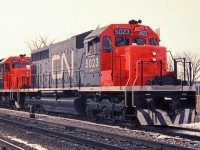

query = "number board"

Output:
[[11, 59, 20, 63], [114, 28, 131, 35], [138, 30, 148, 36], [25, 59, 31, 63], [86, 57, 99, 69]]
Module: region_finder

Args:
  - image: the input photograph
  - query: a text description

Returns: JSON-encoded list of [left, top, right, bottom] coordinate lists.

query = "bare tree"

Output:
[[167, 52, 174, 72], [175, 52, 200, 83], [26, 35, 55, 52]]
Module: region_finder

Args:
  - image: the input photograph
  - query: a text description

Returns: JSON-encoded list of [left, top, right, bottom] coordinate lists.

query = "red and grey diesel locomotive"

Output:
[[0, 20, 196, 125]]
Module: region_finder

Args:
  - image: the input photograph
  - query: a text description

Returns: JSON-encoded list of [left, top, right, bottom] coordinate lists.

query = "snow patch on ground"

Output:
[[7, 136, 47, 150], [177, 122, 200, 130], [157, 134, 182, 140]]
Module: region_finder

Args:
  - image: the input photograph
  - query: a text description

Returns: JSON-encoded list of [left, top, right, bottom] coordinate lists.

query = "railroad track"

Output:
[[0, 138, 24, 150], [143, 125, 200, 141], [0, 113, 198, 150], [0, 116, 124, 150]]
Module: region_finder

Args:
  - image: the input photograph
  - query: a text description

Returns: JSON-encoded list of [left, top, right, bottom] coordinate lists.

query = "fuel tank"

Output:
[[40, 97, 78, 114], [34, 91, 86, 115]]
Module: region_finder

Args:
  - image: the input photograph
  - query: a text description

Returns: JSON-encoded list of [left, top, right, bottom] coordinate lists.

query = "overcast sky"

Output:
[[0, 0, 199, 58]]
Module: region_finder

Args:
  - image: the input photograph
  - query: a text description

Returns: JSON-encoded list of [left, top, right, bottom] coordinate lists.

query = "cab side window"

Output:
[[5, 63, 10, 72], [0, 65, 3, 74], [87, 37, 100, 55], [88, 40, 95, 55], [103, 36, 111, 52]]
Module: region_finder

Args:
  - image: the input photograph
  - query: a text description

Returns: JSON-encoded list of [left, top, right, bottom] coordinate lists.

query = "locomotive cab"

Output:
[[0, 55, 31, 89]]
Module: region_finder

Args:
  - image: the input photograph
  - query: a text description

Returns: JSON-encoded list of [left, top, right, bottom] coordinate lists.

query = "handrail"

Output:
[[8, 74, 14, 100], [132, 60, 141, 86], [115, 55, 125, 89], [124, 55, 131, 107], [125, 55, 131, 87], [17, 88, 20, 101], [16, 68, 100, 90], [131, 60, 141, 107]]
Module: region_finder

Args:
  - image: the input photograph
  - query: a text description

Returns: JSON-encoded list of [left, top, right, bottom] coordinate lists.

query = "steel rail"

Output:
[[147, 126, 200, 141], [0, 117, 126, 150], [0, 138, 24, 150], [163, 125, 200, 132], [0, 115, 197, 150]]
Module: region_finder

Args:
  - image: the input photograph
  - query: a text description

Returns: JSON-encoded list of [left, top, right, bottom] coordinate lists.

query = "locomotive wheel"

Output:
[[5, 97, 14, 108], [36, 105, 45, 113], [110, 112, 118, 123], [110, 116, 117, 123], [91, 110, 99, 121], [102, 107, 110, 119]]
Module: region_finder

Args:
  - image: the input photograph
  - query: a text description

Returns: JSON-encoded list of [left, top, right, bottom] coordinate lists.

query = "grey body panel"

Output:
[[84, 25, 108, 41], [31, 31, 102, 88]]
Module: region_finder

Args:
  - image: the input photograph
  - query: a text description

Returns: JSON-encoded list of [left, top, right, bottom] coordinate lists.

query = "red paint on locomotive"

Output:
[[99, 23, 173, 86], [0, 55, 31, 89]]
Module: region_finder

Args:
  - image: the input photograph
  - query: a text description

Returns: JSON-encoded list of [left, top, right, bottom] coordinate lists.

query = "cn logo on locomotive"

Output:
[[51, 51, 74, 79]]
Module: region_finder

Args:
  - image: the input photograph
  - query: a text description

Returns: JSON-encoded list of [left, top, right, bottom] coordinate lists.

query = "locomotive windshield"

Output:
[[22, 64, 30, 68], [12, 63, 30, 68], [132, 38, 146, 45], [149, 38, 158, 46], [115, 37, 129, 47], [114, 37, 147, 46], [114, 37, 158, 46], [12, 64, 20, 68]]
